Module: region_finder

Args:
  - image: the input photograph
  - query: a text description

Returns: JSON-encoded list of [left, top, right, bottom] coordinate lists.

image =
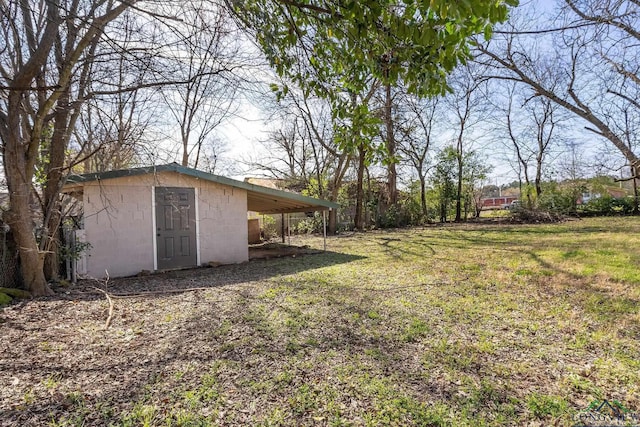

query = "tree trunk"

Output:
[[43, 233, 60, 282], [632, 166, 639, 215], [419, 175, 428, 222], [354, 145, 366, 230], [535, 158, 543, 198], [455, 153, 463, 222], [182, 138, 189, 166], [4, 158, 51, 295], [328, 209, 337, 235], [384, 82, 398, 208], [4, 85, 53, 294], [327, 184, 340, 235], [42, 89, 71, 281], [7, 206, 49, 295]]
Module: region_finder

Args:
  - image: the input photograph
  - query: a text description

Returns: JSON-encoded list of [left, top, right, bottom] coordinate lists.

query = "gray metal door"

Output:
[[155, 187, 197, 270]]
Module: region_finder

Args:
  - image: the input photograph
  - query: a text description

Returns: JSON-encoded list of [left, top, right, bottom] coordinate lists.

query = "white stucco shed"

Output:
[[62, 163, 338, 278]]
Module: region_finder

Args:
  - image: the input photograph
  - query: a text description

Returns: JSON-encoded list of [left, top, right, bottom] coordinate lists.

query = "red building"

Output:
[[481, 196, 519, 209]]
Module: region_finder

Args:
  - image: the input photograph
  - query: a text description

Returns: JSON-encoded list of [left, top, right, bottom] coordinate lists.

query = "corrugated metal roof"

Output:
[[63, 163, 339, 214]]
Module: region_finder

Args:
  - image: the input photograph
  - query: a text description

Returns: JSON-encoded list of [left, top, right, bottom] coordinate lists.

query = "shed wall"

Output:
[[83, 177, 154, 278], [192, 174, 248, 265], [81, 171, 248, 278]]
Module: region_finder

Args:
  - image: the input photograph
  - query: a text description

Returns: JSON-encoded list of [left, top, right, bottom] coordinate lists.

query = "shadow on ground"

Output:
[[56, 249, 366, 301]]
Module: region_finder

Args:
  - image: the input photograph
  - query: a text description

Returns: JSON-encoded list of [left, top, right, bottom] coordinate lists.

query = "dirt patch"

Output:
[[249, 242, 321, 260]]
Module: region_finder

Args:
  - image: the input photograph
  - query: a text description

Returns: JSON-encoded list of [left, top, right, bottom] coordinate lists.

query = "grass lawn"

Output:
[[1, 217, 639, 426]]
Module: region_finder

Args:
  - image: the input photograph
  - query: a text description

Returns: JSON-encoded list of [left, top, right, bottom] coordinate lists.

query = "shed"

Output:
[[62, 163, 339, 278]]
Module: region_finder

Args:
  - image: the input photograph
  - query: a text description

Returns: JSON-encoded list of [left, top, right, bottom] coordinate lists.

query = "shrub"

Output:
[[537, 188, 577, 214], [262, 215, 278, 240], [292, 214, 323, 234], [579, 195, 635, 216], [378, 204, 402, 228]]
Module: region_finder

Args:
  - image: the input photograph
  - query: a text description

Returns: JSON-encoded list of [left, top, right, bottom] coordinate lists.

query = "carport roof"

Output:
[[63, 163, 339, 214]]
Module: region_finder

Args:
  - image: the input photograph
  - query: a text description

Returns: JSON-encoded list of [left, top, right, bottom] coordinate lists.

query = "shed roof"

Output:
[[63, 163, 339, 214]]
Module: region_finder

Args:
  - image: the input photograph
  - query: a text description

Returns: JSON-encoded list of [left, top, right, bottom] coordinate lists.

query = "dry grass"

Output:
[[1, 217, 639, 426]]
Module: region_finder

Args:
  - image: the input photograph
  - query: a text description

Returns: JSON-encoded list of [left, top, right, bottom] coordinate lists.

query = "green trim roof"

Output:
[[64, 163, 339, 214]]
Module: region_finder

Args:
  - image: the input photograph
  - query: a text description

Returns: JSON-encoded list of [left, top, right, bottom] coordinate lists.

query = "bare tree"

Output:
[[253, 80, 354, 233], [197, 136, 230, 175], [254, 121, 312, 182], [396, 94, 441, 221], [491, 80, 564, 207], [72, 13, 159, 173], [0, 0, 135, 294], [159, 1, 242, 169], [291, 90, 352, 227], [445, 65, 488, 222], [477, 0, 640, 187]]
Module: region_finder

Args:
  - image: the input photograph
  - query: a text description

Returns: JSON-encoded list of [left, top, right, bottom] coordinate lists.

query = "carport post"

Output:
[[323, 210, 327, 251]]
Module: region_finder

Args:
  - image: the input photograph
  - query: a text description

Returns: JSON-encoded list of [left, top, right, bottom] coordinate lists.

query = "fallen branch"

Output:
[[93, 272, 114, 329]]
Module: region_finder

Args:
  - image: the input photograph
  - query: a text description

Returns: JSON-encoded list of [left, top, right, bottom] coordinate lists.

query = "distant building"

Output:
[[481, 196, 519, 210], [579, 186, 629, 204]]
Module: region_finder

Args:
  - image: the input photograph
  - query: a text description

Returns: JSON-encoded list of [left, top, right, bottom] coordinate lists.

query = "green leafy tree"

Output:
[[228, 0, 515, 228], [228, 0, 516, 99], [432, 147, 458, 222], [432, 146, 491, 221], [537, 181, 582, 214]]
